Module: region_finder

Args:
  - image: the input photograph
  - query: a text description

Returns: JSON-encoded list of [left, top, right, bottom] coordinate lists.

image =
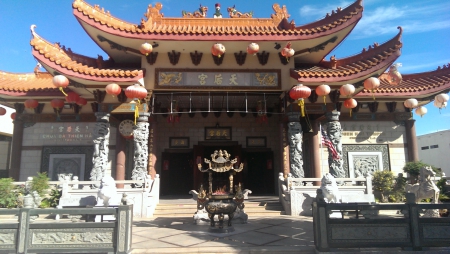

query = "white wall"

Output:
[[417, 129, 450, 176]]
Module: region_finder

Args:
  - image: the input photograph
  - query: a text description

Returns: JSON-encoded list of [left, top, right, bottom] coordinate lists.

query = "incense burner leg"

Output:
[[228, 212, 234, 226], [218, 213, 224, 229], [208, 213, 215, 227]]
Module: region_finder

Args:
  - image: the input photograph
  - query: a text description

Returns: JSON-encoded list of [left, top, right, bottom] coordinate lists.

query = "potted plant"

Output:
[[372, 170, 395, 203]]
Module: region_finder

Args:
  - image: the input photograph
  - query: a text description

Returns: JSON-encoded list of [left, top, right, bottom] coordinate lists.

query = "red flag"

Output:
[[321, 128, 340, 160]]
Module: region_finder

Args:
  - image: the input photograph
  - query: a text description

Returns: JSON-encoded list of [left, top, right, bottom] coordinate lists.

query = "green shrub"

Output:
[[403, 161, 440, 183], [41, 188, 61, 208], [372, 170, 395, 203], [0, 178, 18, 208], [30, 172, 50, 196]]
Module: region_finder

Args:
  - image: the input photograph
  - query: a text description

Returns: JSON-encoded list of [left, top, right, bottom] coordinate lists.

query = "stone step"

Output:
[[153, 200, 285, 218]]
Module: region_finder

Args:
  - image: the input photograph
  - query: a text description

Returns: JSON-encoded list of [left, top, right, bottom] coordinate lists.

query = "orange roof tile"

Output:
[[72, 0, 363, 39], [30, 25, 144, 81], [358, 64, 450, 97], [292, 27, 403, 83], [0, 71, 66, 96]]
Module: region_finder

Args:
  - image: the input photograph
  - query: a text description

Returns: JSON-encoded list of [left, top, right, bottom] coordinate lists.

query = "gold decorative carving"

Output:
[[141, 3, 164, 30], [271, 4, 290, 26]]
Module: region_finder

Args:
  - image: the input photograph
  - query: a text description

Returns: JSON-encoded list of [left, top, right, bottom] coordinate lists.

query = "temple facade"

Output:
[[0, 0, 449, 195]]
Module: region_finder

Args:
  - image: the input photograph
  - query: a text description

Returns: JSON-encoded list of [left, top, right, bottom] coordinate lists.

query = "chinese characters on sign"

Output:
[[41, 123, 93, 142], [246, 137, 266, 147], [169, 137, 190, 148], [156, 69, 280, 89], [205, 127, 232, 140]]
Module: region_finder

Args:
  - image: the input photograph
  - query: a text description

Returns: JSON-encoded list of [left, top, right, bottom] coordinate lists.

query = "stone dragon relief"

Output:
[[325, 112, 346, 180], [288, 121, 304, 178], [31, 231, 113, 244], [90, 113, 110, 185], [131, 114, 150, 185]]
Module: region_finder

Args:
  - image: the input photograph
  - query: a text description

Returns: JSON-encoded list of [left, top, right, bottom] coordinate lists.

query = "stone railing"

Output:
[[278, 173, 373, 216], [312, 193, 450, 252], [0, 205, 132, 254], [13, 175, 160, 218]]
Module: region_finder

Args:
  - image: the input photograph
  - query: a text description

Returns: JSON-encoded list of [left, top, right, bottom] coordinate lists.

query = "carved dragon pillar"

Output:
[[325, 111, 345, 179], [131, 112, 150, 184], [287, 112, 304, 178], [90, 112, 110, 184]]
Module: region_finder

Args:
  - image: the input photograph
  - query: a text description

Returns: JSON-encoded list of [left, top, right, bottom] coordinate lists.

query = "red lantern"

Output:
[[125, 84, 147, 100], [281, 42, 295, 61], [24, 99, 39, 109], [211, 43, 226, 58], [289, 84, 311, 117], [11, 112, 16, 120], [76, 97, 87, 106], [106, 83, 122, 97], [140, 42, 153, 56], [363, 77, 380, 100], [247, 43, 259, 55], [52, 75, 69, 96], [344, 98, 358, 117], [65, 92, 80, 104], [0, 107, 6, 116], [51, 99, 65, 109], [316, 84, 330, 105]]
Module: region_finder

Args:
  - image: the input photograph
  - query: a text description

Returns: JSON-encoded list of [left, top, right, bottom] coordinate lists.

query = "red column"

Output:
[[115, 129, 126, 189], [279, 122, 289, 178], [10, 116, 24, 181], [405, 119, 419, 162], [147, 121, 157, 179]]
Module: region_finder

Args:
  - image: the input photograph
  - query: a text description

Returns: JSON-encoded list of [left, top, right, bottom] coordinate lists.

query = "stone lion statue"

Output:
[[97, 176, 118, 207], [320, 173, 341, 203]]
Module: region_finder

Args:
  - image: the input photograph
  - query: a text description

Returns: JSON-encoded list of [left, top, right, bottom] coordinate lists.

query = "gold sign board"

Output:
[[205, 127, 232, 140]]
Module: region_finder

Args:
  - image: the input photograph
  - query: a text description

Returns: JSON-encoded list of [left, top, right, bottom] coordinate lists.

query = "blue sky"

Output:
[[0, 0, 449, 135]]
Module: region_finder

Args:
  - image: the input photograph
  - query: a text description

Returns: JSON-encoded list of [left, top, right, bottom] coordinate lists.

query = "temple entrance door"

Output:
[[160, 151, 193, 196], [243, 150, 275, 195]]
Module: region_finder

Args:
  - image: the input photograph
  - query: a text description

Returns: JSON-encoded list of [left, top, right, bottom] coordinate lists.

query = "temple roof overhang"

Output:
[[356, 64, 450, 101], [30, 25, 145, 87], [292, 27, 403, 88], [72, 0, 363, 65], [0, 71, 69, 98]]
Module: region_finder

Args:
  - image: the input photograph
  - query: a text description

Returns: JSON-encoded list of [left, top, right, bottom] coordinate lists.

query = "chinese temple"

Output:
[[0, 0, 449, 196]]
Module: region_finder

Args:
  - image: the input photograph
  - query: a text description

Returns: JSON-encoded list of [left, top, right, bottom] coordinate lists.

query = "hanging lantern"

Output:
[[343, 98, 358, 117], [415, 106, 427, 118], [387, 63, 402, 85], [289, 84, 311, 117], [106, 83, 122, 97], [11, 112, 16, 120], [0, 107, 6, 116], [404, 98, 418, 117], [281, 42, 295, 61], [339, 84, 355, 97], [125, 84, 148, 124], [52, 75, 69, 96], [167, 100, 180, 124], [211, 43, 226, 58], [51, 99, 65, 109], [247, 43, 259, 55], [140, 42, 153, 56], [364, 77, 380, 100], [316, 84, 330, 105], [65, 92, 80, 104], [435, 93, 449, 108], [24, 99, 39, 109], [434, 100, 447, 109], [76, 97, 87, 106]]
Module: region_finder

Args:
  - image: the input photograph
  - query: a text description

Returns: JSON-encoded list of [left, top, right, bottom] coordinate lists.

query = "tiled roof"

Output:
[[292, 27, 403, 83], [72, 0, 362, 38], [358, 64, 450, 97], [30, 25, 144, 80], [0, 71, 65, 96]]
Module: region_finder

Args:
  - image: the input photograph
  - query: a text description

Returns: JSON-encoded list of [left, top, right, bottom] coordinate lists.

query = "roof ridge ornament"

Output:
[[271, 4, 290, 26], [141, 3, 164, 30]]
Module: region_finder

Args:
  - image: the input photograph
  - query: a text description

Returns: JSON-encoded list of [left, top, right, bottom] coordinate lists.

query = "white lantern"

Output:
[[415, 106, 427, 117], [434, 100, 447, 109], [339, 84, 355, 97], [435, 93, 449, 108], [404, 98, 418, 109]]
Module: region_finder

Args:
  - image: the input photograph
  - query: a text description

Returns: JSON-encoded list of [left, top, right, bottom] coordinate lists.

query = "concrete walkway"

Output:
[[131, 215, 315, 253]]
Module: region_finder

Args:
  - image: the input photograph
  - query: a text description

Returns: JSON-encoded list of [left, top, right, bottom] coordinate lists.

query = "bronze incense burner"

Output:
[[197, 149, 244, 231]]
